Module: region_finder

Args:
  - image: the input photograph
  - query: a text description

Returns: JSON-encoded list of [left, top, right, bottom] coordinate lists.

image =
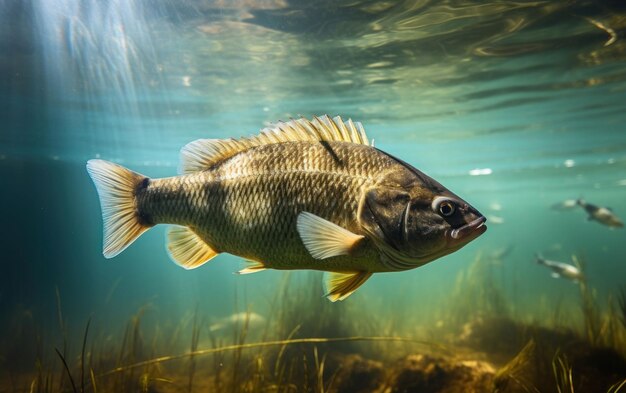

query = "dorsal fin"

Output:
[[179, 115, 371, 174]]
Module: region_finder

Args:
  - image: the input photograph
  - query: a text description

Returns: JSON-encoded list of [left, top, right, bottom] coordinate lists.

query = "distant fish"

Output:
[[491, 245, 514, 260], [489, 202, 502, 211], [535, 254, 583, 282], [486, 215, 505, 225], [209, 312, 266, 332], [86, 115, 486, 301], [577, 199, 623, 228], [551, 199, 578, 211]]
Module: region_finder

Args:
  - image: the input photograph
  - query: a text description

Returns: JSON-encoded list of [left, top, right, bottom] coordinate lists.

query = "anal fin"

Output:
[[324, 271, 373, 302], [167, 226, 218, 269], [237, 260, 267, 274]]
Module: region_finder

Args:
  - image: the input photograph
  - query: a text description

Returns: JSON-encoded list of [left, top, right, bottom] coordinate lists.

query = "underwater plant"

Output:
[[552, 352, 574, 393], [618, 287, 626, 330], [445, 251, 510, 329]]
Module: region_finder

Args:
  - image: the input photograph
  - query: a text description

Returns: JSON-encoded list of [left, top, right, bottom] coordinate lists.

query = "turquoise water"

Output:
[[2, 1, 626, 391]]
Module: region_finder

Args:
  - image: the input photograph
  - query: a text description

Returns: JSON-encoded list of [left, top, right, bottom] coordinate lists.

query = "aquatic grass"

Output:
[[54, 348, 77, 393], [443, 251, 511, 331], [230, 308, 250, 393], [571, 254, 626, 353], [551, 351, 574, 393], [55, 287, 67, 360], [618, 287, 626, 330], [99, 336, 435, 376], [608, 379, 626, 393], [54, 287, 71, 392], [207, 328, 225, 391], [89, 368, 97, 393], [9, 265, 623, 393], [108, 304, 165, 393], [80, 318, 91, 393], [550, 351, 626, 393], [572, 254, 603, 346], [187, 307, 201, 393], [601, 294, 626, 358], [493, 339, 541, 393]]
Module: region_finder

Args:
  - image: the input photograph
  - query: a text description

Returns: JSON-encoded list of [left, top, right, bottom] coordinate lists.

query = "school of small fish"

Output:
[[536, 198, 623, 281]]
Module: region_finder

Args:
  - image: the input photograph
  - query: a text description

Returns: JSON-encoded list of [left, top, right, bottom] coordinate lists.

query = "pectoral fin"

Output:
[[296, 212, 364, 259], [167, 226, 218, 269], [324, 271, 373, 302], [551, 272, 560, 279]]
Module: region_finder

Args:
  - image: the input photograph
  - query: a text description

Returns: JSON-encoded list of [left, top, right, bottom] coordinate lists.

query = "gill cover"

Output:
[[358, 186, 411, 251]]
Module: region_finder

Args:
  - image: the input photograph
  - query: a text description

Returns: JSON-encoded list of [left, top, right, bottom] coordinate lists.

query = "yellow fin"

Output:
[[324, 271, 373, 302], [237, 260, 268, 274], [296, 212, 364, 259], [167, 226, 218, 269], [179, 115, 371, 174], [86, 159, 151, 258]]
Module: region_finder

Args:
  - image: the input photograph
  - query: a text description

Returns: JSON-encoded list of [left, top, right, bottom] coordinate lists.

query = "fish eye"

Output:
[[439, 201, 456, 217]]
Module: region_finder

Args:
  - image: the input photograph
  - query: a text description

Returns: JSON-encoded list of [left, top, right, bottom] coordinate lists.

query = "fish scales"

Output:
[[137, 141, 396, 271]]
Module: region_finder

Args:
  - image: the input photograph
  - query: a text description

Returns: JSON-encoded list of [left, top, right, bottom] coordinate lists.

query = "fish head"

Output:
[[358, 164, 486, 269]]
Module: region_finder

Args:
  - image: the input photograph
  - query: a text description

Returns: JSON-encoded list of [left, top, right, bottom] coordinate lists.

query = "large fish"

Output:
[[87, 115, 487, 301]]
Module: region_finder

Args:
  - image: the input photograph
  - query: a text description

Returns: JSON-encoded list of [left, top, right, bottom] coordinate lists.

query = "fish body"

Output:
[[209, 312, 266, 332], [577, 199, 623, 228], [491, 245, 514, 260], [87, 116, 487, 301], [535, 255, 583, 282], [551, 199, 578, 211]]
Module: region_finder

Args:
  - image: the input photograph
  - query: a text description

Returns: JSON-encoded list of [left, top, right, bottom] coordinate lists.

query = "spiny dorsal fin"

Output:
[[179, 115, 370, 174], [324, 271, 373, 302], [167, 226, 218, 269]]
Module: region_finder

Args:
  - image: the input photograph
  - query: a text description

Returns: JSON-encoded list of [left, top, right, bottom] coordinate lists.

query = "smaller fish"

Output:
[[489, 202, 502, 211], [577, 199, 623, 228], [551, 199, 578, 211], [209, 312, 266, 332], [535, 254, 583, 282], [491, 245, 514, 260], [486, 215, 505, 225]]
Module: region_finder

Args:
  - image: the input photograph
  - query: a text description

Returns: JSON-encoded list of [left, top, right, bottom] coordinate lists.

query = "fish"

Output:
[[576, 199, 623, 228], [535, 254, 583, 282], [491, 245, 514, 260], [86, 115, 487, 301], [209, 312, 266, 332], [550, 199, 578, 211]]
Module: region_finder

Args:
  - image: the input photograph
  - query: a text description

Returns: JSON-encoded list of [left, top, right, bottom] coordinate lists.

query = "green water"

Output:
[[2, 1, 626, 391]]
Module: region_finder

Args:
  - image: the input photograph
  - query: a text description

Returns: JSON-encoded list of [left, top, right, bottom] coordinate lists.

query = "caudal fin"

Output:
[[86, 159, 151, 258]]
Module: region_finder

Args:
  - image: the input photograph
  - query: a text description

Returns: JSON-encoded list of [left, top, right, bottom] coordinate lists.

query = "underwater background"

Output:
[[2, 0, 626, 392]]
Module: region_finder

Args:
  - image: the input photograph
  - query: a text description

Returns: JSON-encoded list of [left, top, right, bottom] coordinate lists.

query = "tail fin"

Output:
[[86, 159, 151, 258], [535, 253, 546, 265]]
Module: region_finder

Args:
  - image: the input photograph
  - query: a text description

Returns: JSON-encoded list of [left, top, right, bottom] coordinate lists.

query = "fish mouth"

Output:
[[449, 216, 487, 245]]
